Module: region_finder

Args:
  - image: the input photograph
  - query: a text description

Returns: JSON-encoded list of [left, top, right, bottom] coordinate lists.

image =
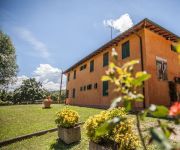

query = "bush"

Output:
[[84, 107, 140, 149], [0, 100, 12, 106], [55, 108, 79, 128]]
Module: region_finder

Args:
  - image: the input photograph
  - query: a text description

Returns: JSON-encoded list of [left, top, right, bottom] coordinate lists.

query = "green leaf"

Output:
[[132, 72, 151, 86], [150, 105, 169, 118], [124, 100, 132, 111], [109, 62, 115, 68], [139, 110, 148, 121], [101, 76, 111, 81], [162, 126, 171, 138], [150, 128, 172, 150], [174, 43, 180, 53], [95, 117, 120, 137], [122, 60, 139, 69]]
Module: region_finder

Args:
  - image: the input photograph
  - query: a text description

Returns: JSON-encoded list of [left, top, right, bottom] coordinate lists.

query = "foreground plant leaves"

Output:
[[132, 72, 151, 87], [149, 105, 169, 118], [109, 97, 122, 110], [95, 117, 123, 137], [150, 128, 172, 150], [124, 100, 132, 112]]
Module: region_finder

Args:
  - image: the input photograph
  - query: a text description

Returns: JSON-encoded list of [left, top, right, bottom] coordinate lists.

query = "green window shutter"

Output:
[[73, 70, 76, 79], [72, 88, 76, 98], [171, 44, 176, 52], [102, 81, 108, 96], [68, 73, 70, 81], [103, 52, 109, 67], [90, 60, 94, 72], [122, 41, 130, 59]]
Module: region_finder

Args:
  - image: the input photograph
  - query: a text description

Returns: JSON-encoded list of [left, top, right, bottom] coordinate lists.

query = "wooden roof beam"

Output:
[[149, 26, 157, 30]]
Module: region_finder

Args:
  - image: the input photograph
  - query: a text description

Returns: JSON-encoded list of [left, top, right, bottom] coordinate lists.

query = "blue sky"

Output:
[[0, 0, 180, 90]]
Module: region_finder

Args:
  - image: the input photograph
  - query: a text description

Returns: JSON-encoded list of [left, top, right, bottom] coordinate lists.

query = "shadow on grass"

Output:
[[50, 138, 80, 150], [42, 107, 52, 109]]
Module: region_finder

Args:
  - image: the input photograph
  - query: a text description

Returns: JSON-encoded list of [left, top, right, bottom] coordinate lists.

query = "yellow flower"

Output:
[[55, 108, 79, 128]]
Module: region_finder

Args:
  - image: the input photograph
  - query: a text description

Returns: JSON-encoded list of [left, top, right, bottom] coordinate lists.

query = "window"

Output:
[[156, 57, 168, 80], [90, 60, 94, 72], [67, 73, 70, 81], [80, 86, 83, 91], [122, 41, 130, 59], [80, 66, 83, 70], [94, 83, 98, 89], [84, 86, 86, 91], [80, 64, 87, 71], [87, 84, 92, 90], [72, 88, 76, 98], [171, 44, 176, 52], [102, 81, 108, 96], [73, 70, 76, 79], [66, 90, 69, 98], [103, 52, 109, 67]]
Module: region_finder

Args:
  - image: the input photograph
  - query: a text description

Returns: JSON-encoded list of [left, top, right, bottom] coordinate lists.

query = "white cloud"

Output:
[[9, 64, 66, 91], [34, 64, 66, 91], [103, 13, 133, 33], [14, 27, 50, 59]]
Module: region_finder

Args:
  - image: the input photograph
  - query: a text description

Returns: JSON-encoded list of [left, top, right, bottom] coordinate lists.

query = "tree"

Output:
[[0, 89, 13, 102], [13, 78, 46, 103], [0, 31, 18, 87], [49, 90, 66, 102]]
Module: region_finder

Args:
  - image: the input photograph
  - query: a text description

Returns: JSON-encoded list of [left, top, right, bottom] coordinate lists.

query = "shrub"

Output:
[[0, 100, 12, 106], [84, 107, 140, 149], [113, 119, 140, 150], [55, 108, 79, 128]]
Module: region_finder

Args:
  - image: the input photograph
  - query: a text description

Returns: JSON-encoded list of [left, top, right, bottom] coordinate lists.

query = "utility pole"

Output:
[[59, 70, 63, 104]]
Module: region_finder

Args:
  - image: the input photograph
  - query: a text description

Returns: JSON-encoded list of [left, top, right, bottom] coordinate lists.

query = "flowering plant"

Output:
[[169, 102, 180, 117], [84, 108, 140, 149], [55, 108, 79, 128]]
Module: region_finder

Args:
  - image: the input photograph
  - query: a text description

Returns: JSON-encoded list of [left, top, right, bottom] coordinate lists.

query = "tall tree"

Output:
[[13, 78, 46, 103], [0, 31, 18, 87]]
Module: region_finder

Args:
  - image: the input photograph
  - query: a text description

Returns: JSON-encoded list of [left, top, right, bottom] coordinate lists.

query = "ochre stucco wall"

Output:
[[144, 28, 180, 107], [66, 30, 144, 108], [65, 28, 180, 108]]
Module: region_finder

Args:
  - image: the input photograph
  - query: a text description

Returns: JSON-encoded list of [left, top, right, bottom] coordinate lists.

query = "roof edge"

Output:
[[64, 18, 179, 74]]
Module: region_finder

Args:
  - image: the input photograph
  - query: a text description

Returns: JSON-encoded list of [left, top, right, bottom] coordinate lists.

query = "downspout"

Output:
[[134, 32, 146, 108]]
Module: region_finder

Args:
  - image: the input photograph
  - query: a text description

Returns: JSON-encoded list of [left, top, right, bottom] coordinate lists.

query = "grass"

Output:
[[0, 104, 179, 150], [0, 104, 101, 141]]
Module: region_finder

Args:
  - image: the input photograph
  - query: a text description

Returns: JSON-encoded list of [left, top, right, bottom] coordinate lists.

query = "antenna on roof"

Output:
[[104, 20, 114, 40], [110, 26, 113, 40], [105, 24, 113, 40]]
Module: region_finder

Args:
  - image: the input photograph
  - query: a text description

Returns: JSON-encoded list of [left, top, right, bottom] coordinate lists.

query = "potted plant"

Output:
[[84, 108, 140, 150], [43, 96, 52, 108], [55, 108, 81, 144]]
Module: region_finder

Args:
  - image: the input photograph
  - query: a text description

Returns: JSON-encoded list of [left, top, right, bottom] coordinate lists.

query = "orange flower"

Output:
[[169, 102, 180, 116]]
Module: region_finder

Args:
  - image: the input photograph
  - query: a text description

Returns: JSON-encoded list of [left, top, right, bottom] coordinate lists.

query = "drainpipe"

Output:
[[134, 32, 146, 108]]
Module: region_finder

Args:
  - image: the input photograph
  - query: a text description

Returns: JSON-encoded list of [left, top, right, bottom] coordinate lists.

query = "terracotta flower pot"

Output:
[[58, 125, 81, 144], [43, 99, 52, 108], [89, 141, 118, 150], [65, 98, 71, 105]]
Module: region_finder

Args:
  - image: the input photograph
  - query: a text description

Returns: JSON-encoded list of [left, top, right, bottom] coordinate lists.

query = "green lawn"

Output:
[[0, 104, 101, 141], [0, 104, 179, 150]]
